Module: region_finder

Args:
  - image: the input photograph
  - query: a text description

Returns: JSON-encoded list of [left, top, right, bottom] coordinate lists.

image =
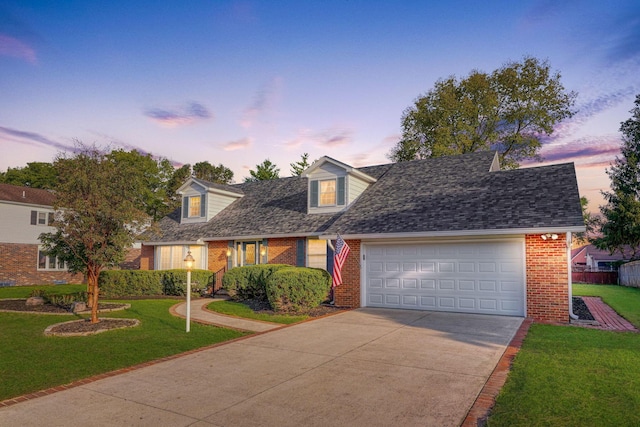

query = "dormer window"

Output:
[[320, 179, 336, 206], [182, 194, 205, 219], [188, 195, 202, 217]]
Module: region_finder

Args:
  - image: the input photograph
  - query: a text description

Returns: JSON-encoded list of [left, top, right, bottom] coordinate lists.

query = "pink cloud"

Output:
[[0, 34, 36, 64], [144, 102, 213, 127], [240, 77, 282, 129], [221, 137, 253, 151]]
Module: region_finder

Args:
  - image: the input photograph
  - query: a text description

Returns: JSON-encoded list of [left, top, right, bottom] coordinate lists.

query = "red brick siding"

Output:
[[0, 243, 83, 286], [333, 239, 361, 308], [525, 234, 569, 323], [119, 248, 141, 270], [266, 238, 298, 266], [139, 244, 154, 270], [208, 241, 229, 273]]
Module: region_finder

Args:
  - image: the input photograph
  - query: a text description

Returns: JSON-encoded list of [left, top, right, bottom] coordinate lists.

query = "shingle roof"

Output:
[[145, 151, 584, 242], [0, 183, 56, 207]]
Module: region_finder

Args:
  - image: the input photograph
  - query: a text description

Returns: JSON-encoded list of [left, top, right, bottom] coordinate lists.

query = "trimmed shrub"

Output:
[[265, 267, 331, 312], [99, 270, 212, 297], [222, 265, 290, 300], [161, 270, 213, 296]]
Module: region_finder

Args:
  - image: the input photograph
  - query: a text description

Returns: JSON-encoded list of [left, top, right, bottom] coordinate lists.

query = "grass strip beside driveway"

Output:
[[207, 300, 308, 324], [0, 294, 246, 402], [488, 285, 640, 427]]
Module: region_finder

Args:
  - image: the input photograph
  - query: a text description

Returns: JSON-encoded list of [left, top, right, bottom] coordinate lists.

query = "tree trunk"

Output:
[[87, 266, 100, 324]]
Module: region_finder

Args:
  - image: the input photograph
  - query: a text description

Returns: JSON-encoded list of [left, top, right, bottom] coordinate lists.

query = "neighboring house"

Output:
[[572, 244, 635, 271], [141, 151, 585, 323], [0, 183, 82, 286]]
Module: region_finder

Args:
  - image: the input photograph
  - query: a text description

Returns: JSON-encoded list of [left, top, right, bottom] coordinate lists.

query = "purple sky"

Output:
[[1, 0, 639, 213]]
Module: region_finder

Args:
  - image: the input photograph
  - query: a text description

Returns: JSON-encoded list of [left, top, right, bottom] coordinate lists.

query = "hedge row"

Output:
[[99, 269, 213, 298], [222, 265, 331, 312]]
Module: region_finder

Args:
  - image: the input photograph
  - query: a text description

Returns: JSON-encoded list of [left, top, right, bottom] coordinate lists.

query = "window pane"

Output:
[[49, 255, 56, 269], [189, 246, 202, 269], [189, 196, 201, 217], [159, 247, 171, 270], [57, 258, 65, 270], [244, 243, 256, 266], [320, 180, 336, 206], [38, 250, 47, 269], [308, 239, 327, 269], [172, 246, 184, 269], [38, 212, 47, 225]]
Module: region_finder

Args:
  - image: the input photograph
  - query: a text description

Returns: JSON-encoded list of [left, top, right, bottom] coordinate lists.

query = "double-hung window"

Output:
[[319, 179, 336, 206], [37, 249, 67, 270], [189, 196, 202, 217]]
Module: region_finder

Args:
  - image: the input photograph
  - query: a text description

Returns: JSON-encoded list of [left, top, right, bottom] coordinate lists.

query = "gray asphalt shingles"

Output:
[[146, 151, 583, 242]]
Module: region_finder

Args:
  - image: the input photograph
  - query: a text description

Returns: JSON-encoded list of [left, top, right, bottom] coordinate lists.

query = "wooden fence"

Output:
[[572, 271, 618, 284], [619, 261, 640, 288]]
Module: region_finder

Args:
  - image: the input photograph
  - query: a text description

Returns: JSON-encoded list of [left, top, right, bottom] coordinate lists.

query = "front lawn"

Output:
[[488, 285, 640, 426], [0, 286, 247, 401], [207, 300, 309, 324]]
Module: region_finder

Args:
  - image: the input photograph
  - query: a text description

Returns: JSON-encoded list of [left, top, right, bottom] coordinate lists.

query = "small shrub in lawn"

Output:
[[30, 289, 47, 298], [265, 267, 331, 312], [222, 265, 290, 300], [46, 292, 88, 309]]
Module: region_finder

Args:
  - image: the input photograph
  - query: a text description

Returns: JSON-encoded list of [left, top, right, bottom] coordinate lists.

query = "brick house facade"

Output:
[[141, 152, 584, 324]]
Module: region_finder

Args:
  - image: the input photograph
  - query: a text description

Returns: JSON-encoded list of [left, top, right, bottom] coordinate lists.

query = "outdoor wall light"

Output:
[[226, 248, 232, 257], [260, 247, 266, 257], [540, 233, 559, 240]]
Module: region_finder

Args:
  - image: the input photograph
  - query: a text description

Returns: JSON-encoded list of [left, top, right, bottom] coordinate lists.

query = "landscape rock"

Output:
[[25, 296, 45, 306]]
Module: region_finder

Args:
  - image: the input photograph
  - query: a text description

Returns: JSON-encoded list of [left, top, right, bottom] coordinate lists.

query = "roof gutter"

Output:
[[567, 231, 579, 320], [319, 226, 586, 241]]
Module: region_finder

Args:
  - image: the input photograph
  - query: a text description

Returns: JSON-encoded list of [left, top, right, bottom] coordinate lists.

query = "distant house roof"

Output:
[[144, 151, 585, 243], [0, 183, 56, 207], [572, 244, 636, 263]]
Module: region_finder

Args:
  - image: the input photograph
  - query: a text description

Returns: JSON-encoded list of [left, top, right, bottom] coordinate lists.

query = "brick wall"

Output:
[[525, 234, 569, 323], [267, 237, 298, 265], [0, 243, 83, 286], [139, 244, 154, 270], [333, 239, 361, 307], [119, 248, 141, 270]]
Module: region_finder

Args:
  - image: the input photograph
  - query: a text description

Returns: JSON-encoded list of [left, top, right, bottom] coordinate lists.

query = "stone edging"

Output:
[[44, 318, 140, 337], [0, 300, 130, 316]]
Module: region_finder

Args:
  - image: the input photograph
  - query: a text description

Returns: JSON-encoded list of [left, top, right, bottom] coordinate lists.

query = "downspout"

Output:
[[567, 232, 579, 320]]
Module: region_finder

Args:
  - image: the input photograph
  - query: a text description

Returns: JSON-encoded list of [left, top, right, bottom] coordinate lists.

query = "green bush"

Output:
[[46, 292, 87, 309], [265, 267, 331, 312], [222, 265, 290, 300], [99, 270, 213, 297]]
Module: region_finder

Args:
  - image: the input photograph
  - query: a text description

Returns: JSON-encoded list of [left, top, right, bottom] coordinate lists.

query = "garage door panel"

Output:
[[364, 241, 524, 316]]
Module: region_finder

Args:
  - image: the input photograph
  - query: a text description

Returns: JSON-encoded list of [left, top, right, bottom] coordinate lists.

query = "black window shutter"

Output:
[[227, 240, 234, 270], [337, 177, 345, 205], [326, 243, 334, 275], [296, 239, 306, 267], [48, 213, 54, 225], [200, 194, 206, 217], [30, 210, 37, 225], [182, 197, 189, 218], [310, 181, 318, 208]]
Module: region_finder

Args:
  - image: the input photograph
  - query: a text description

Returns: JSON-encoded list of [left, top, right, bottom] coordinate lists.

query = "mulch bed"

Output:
[[573, 296, 595, 320], [0, 299, 126, 314]]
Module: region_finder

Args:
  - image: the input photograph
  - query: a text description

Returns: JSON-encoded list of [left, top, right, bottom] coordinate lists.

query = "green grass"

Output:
[[488, 285, 640, 427], [207, 300, 309, 324], [0, 293, 247, 401], [0, 283, 86, 298], [574, 284, 640, 327]]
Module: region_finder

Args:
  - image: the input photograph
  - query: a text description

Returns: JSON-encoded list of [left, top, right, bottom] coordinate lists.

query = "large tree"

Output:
[[390, 56, 577, 169], [593, 94, 640, 260], [39, 144, 150, 323], [193, 161, 234, 184], [0, 162, 58, 189], [245, 159, 280, 182], [574, 196, 598, 245]]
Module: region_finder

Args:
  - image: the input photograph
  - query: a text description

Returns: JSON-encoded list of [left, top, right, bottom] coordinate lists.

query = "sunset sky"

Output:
[[1, 0, 639, 212]]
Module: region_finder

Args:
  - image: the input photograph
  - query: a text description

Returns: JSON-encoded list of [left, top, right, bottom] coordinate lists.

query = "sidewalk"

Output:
[[171, 298, 283, 332]]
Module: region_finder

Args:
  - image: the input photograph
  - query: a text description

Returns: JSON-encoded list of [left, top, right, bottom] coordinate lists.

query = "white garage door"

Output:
[[364, 240, 525, 316]]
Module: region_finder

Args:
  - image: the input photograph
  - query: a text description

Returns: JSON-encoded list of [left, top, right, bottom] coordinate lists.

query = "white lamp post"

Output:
[[184, 251, 195, 332]]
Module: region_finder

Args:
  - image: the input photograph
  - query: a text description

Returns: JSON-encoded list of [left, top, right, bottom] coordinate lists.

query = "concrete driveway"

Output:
[[0, 308, 522, 427]]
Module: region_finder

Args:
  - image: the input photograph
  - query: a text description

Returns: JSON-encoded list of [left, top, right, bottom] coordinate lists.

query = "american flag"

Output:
[[332, 234, 350, 288]]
